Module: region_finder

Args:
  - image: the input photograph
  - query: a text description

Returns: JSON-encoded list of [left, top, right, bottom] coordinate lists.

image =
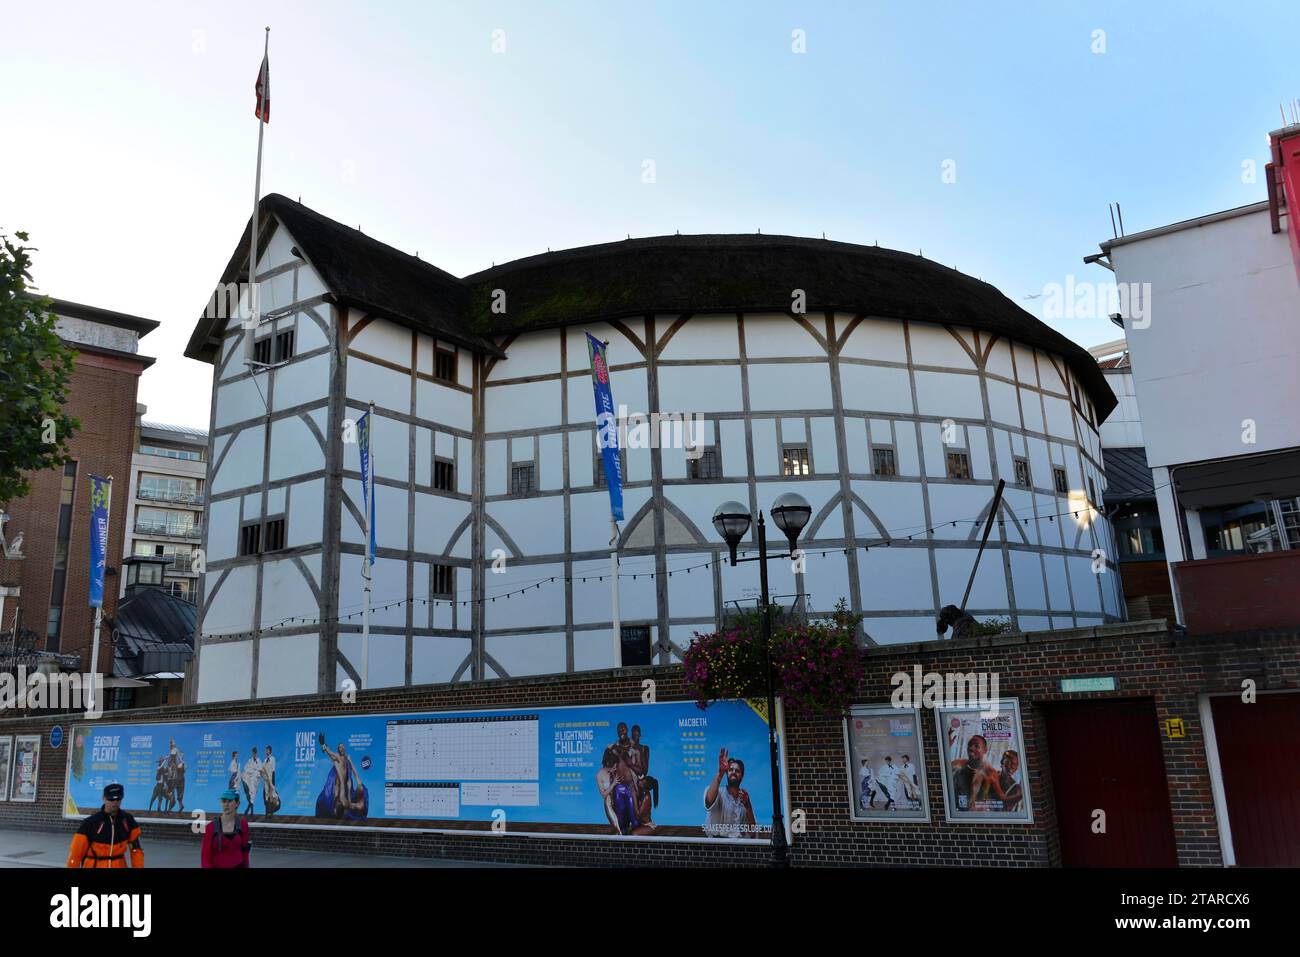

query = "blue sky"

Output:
[[2, 1, 1295, 428]]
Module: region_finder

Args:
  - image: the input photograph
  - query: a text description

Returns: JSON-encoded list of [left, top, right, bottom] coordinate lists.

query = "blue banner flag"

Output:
[[88, 476, 112, 608], [358, 411, 376, 565], [586, 333, 623, 521]]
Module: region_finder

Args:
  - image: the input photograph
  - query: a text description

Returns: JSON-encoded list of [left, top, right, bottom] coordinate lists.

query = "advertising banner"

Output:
[[65, 699, 786, 842], [12, 734, 40, 802], [0, 736, 11, 802], [937, 699, 1032, 822], [357, 411, 376, 565], [586, 332, 623, 521], [87, 475, 111, 608], [843, 705, 929, 821]]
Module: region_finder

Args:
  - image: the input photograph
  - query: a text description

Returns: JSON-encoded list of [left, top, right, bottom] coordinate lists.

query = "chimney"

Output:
[[1267, 120, 1300, 287]]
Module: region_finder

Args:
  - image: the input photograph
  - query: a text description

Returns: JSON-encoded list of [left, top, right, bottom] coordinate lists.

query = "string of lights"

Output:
[[200, 481, 1168, 642]]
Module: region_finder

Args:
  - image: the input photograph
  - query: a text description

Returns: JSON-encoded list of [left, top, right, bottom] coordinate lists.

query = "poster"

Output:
[[12, 735, 40, 803], [64, 699, 788, 842], [936, 699, 1032, 822], [0, 736, 11, 801], [842, 705, 929, 822]]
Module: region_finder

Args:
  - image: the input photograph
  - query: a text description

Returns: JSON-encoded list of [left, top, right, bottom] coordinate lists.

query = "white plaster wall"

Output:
[[488, 334, 558, 380], [348, 357, 410, 413], [209, 427, 264, 495], [657, 315, 739, 360], [214, 377, 266, 429], [486, 633, 567, 678], [656, 364, 744, 413], [485, 380, 562, 432], [207, 498, 241, 562], [197, 641, 253, 702], [841, 317, 908, 363], [413, 635, 472, 684], [840, 364, 914, 415], [203, 565, 258, 632], [743, 313, 827, 358], [270, 354, 331, 413], [256, 634, 319, 698], [268, 413, 326, 482], [748, 363, 832, 411]]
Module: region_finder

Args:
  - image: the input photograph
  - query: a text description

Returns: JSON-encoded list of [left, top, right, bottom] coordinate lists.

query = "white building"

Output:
[[185, 195, 1122, 703], [121, 416, 208, 602], [1090, 122, 1300, 623]]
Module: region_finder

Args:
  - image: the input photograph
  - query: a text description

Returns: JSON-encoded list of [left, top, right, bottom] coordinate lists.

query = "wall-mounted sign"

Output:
[[936, 699, 1033, 823], [1059, 676, 1117, 693], [11, 735, 40, 802], [843, 705, 930, 822], [50, 726, 64, 750], [64, 698, 788, 843], [1164, 717, 1186, 739]]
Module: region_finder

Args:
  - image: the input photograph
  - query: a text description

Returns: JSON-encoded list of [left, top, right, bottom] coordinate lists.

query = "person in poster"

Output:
[[945, 708, 1028, 816], [857, 758, 877, 810], [317, 735, 368, 820], [12, 737, 38, 801], [147, 757, 169, 811], [626, 724, 659, 814], [228, 749, 240, 790], [261, 745, 280, 815], [241, 745, 263, 814], [703, 747, 756, 838], [0, 738, 10, 800], [900, 754, 921, 809]]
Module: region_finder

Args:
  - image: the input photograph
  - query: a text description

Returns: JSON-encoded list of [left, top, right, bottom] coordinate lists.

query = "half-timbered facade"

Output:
[[185, 195, 1121, 702]]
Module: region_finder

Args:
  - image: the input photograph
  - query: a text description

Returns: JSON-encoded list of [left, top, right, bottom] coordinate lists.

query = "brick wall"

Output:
[[3, 620, 1297, 867], [0, 348, 145, 665], [1176, 550, 1300, 633]]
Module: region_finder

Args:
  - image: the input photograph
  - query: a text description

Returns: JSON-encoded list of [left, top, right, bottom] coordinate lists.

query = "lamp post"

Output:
[[711, 492, 811, 868]]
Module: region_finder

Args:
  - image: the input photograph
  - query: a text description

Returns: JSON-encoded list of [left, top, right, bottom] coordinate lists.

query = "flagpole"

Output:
[[610, 519, 622, 668], [362, 400, 374, 690], [247, 27, 270, 343]]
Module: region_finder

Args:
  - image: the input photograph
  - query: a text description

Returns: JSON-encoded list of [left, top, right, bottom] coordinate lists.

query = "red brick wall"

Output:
[[1176, 550, 1300, 633], [3, 621, 1297, 867], [0, 348, 145, 667]]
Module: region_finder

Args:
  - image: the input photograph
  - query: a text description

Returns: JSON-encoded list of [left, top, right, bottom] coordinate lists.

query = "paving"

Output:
[[0, 826, 522, 868]]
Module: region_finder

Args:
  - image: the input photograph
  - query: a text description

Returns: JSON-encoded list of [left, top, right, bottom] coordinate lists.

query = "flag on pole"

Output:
[[586, 333, 624, 521], [358, 411, 376, 567], [88, 476, 112, 608], [255, 51, 270, 122]]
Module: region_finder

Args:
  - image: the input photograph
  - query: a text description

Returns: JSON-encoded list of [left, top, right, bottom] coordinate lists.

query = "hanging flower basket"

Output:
[[682, 600, 865, 720]]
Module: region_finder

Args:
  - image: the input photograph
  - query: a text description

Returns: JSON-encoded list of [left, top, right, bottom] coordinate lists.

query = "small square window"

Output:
[[275, 329, 295, 362], [434, 348, 457, 383], [239, 522, 262, 556], [433, 564, 454, 597], [252, 337, 272, 365], [946, 451, 972, 480], [1053, 467, 1069, 494], [872, 447, 897, 477], [1014, 457, 1031, 487], [434, 458, 455, 492], [511, 463, 536, 496], [263, 517, 286, 552], [782, 447, 810, 476], [687, 447, 721, 480]]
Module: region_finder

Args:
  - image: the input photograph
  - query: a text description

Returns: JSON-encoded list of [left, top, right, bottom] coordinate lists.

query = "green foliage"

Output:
[[968, 616, 1014, 636], [683, 597, 866, 720], [0, 231, 79, 506]]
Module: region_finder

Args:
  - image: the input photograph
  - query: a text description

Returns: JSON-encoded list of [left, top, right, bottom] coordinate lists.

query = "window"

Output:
[[275, 329, 295, 362], [239, 522, 261, 556], [620, 625, 653, 667], [433, 564, 454, 597], [138, 474, 201, 504], [782, 446, 810, 476], [136, 507, 201, 538], [872, 447, 897, 477], [594, 449, 626, 488], [252, 336, 272, 365], [946, 451, 972, 480], [139, 445, 202, 462], [263, 517, 286, 552], [1014, 457, 1031, 487], [434, 348, 457, 383], [47, 460, 78, 647], [433, 458, 455, 492], [688, 446, 721, 480], [1052, 467, 1068, 494], [511, 463, 536, 496]]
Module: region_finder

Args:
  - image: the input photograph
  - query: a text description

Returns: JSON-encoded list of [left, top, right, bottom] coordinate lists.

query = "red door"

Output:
[[1043, 698, 1178, 867], [1210, 692, 1300, 866]]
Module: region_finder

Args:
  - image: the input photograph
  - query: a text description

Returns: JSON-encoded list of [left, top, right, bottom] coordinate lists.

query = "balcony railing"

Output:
[[137, 486, 203, 506], [134, 521, 202, 540]]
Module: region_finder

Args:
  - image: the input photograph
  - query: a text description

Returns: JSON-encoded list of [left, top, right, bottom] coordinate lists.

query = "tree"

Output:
[[0, 231, 79, 507]]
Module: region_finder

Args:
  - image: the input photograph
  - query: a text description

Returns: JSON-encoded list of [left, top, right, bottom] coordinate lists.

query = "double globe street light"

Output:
[[711, 492, 811, 868]]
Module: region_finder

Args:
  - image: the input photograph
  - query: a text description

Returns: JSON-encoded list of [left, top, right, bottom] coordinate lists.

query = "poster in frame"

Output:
[[842, 704, 930, 822], [0, 736, 12, 802], [11, 734, 40, 803], [936, 698, 1033, 823]]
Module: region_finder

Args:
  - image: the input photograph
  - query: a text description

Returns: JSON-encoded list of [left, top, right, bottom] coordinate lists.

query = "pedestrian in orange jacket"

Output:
[[67, 783, 145, 868]]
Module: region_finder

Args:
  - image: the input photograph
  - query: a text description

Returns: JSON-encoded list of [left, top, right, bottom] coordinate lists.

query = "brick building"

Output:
[[0, 298, 157, 673], [1, 618, 1296, 867]]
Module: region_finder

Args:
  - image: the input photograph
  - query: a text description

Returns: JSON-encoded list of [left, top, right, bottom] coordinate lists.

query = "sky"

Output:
[[2, 1, 1296, 430]]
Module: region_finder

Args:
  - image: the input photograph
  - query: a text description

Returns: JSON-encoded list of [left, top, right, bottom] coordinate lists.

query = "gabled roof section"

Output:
[[185, 194, 499, 362], [185, 197, 1115, 418]]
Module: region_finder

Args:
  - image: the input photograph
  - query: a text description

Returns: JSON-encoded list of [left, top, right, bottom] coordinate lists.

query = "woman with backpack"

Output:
[[201, 789, 251, 868]]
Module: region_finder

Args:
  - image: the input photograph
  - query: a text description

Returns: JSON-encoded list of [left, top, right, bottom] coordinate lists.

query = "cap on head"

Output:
[[103, 783, 125, 801], [220, 789, 240, 802]]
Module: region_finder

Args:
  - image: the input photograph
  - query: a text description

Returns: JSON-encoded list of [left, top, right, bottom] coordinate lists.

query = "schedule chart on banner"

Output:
[[385, 715, 539, 782]]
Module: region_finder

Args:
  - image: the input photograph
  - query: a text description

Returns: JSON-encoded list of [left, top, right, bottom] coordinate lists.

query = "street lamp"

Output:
[[711, 492, 811, 868]]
